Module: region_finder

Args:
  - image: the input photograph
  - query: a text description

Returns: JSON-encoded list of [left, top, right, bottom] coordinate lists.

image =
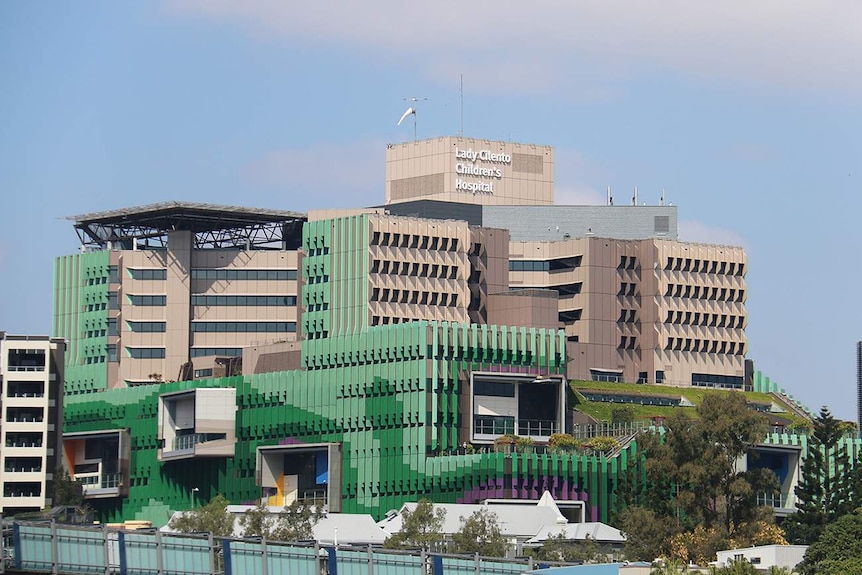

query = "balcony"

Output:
[[517, 419, 557, 438], [63, 429, 130, 500], [158, 388, 236, 462], [77, 473, 124, 496]]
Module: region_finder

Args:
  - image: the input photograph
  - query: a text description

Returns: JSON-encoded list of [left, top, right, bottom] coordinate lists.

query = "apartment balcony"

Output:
[[63, 429, 130, 500], [160, 432, 231, 462], [158, 388, 236, 462], [757, 492, 797, 517], [76, 472, 125, 499]]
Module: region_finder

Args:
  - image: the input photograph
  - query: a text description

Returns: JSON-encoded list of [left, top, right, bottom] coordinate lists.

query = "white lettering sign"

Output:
[[455, 147, 512, 165], [456, 178, 494, 194], [453, 146, 511, 195]]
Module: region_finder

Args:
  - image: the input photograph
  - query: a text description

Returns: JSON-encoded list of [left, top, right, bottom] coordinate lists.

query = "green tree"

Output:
[[52, 466, 83, 508], [239, 501, 273, 538], [649, 559, 693, 574], [617, 506, 678, 561], [451, 508, 506, 557], [644, 393, 776, 533], [616, 392, 781, 564], [240, 500, 324, 541], [783, 406, 856, 545], [384, 499, 446, 550], [798, 507, 862, 575], [711, 558, 761, 574], [271, 500, 324, 541], [169, 493, 235, 537], [531, 531, 602, 563]]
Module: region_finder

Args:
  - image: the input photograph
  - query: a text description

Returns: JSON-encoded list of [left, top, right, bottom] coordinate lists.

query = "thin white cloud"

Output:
[[165, 1, 862, 95], [244, 140, 385, 209], [678, 220, 746, 247]]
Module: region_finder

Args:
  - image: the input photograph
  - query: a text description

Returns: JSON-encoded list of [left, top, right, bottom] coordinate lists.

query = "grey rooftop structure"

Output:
[[67, 201, 307, 250]]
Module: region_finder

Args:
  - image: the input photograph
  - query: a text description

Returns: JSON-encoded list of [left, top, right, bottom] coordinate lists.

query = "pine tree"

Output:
[[783, 406, 856, 545]]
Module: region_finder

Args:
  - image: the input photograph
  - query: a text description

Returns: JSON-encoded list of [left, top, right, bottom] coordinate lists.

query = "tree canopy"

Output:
[[530, 531, 603, 564], [239, 500, 324, 541], [384, 499, 446, 551], [451, 508, 506, 557], [52, 466, 83, 508], [169, 493, 235, 538], [617, 392, 782, 564], [797, 507, 862, 575], [783, 406, 860, 545]]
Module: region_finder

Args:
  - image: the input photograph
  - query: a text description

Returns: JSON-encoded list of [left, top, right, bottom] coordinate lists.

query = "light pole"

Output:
[[191, 487, 200, 507]]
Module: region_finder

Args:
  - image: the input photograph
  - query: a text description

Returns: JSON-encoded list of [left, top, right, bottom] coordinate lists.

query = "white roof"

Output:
[[377, 497, 567, 539], [525, 523, 626, 545], [163, 506, 388, 545]]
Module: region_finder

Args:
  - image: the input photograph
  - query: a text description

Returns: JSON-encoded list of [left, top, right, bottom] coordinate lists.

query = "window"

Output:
[[473, 381, 515, 397], [190, 269, 297, 280], [109, 292, 119, 310], [190, 322, 296, 333], [655, 370, 665, 384], [129, 295, 167, 306], [127, 321, 166, 333], [126, 347, 166, 359], [190, 348, 242, 358], [108, 318, 118, 337], [637, 372, 648, 384], [129, 269, 167, 280], [109, 265, 119, 284], [194, 368, 213, 378], [510, 260, 551, 272], [191, 295, 297, 306], [107, 344, 118, 363]]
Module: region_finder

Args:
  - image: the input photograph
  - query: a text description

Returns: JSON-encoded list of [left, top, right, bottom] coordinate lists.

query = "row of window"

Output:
[[370, 259, 460, 280], [664, 284, 745, 302], [474, 381, 515, 398], [191, 348, 243, 358], [665, 311, 745, 328], [129, 269, 167, 280], [306, 275, 330, 285], [306, 247, 330, 257], [191, 269, 297, 281], [559, 309, 583, 323], [665, 338, 745, 355], [691, 373, 744, 388], [665, 257, 744, 276], [618, 309, 637, 323], [87, 276, 109, 286], [371, 232, 460, 252], [617, 256, 639, 270], [190, 322, 297, 333], [107, 268, 300, 281], [370, 288, 459, 307], [618, 282, 638, 296], [510, 255, 583, 273], [128, 321, 166, 333], [127, 347, 165, 359], [192, 295, 297, 307], [618, 336, 638, 350], [129, 295, 166, 306]]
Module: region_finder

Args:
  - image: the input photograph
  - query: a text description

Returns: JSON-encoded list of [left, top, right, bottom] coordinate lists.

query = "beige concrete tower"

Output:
[[386, 137, 554, 206]]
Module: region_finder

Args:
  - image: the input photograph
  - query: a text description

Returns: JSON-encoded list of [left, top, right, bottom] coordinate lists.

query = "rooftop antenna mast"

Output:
[[398, 96, 427, 141], [459, 74, 464, 137]]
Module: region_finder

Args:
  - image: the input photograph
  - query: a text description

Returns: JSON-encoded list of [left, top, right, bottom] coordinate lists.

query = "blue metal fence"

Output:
[[10, 521, 546, 575]]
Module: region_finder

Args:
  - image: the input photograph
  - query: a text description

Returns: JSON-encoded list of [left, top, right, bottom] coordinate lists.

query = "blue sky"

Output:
[[1, 1, 860, 419]]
